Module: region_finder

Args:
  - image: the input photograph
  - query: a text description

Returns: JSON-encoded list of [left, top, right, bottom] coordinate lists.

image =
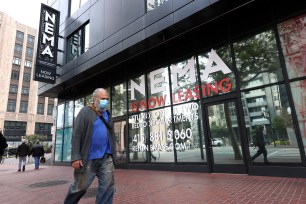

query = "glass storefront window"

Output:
[[291, 80, 306, 156], [147, 67, 171, 110], [278, 13, 306, 79], [62, 127, 72, 161], [56, 104, 64, 128], [112, 83, 127, 117], [64, 100, 74, 127], [114, 121, 127, 163], [55, 129, 63, 161], [170, 56, 199, 105], [207, 101, 244, 164], [173, 102, 205, 163], [128, 74, 146, 113], [243, 84, 301, 163], [128, 113, 148, 162], [85, 93, 92, 105], [234, 29, 283, 89], [198, 46, 236, 97], [148, 107, 173, 162], [67, 23, 90, 63], [74, 98, 84, 120]]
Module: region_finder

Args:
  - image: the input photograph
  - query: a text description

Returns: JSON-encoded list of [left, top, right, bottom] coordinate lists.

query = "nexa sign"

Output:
[[34, 3, 60, 84]]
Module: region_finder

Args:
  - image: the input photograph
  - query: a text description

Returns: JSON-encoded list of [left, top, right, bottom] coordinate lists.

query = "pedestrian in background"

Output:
[[251, 125, 271, 164], [0, 130, 8, 164], [31, 140, 45, 169], [16, 139, 31, 171], [64, 88, 117, 204]]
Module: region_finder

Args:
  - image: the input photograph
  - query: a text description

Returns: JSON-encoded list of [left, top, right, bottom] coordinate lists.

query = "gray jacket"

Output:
[[71, 106, 117, 173]]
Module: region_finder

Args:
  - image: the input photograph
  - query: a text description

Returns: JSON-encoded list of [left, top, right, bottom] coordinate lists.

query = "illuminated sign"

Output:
[[34, 3, 60, 84]]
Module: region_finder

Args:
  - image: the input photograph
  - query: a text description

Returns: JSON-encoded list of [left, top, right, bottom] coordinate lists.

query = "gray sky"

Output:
[[0, 0, 46, 29]]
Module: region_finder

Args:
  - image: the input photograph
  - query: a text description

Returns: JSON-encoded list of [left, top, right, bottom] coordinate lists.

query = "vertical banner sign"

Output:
[[34, 3, 60, 84]]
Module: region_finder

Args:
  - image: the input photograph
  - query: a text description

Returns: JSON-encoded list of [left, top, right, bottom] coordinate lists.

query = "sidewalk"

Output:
[[1, 161, 306, 204]]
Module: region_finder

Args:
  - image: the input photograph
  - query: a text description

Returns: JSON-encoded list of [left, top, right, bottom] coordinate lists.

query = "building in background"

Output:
[[0, 12, 57, 147]]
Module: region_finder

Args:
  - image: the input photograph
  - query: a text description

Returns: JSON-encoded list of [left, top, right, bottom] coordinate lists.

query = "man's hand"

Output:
[[72, 160, 83, 170]]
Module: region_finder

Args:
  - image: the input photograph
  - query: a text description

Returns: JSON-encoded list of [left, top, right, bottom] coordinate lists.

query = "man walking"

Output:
[[251, 125, 271, 164], [31, 140, 45, 169], [16, 139, 31, 171], [64, 88, 116, 204]]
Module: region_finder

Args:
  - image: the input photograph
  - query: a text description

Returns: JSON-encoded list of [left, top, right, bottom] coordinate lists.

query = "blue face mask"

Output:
[[99, 99, 108, 109]]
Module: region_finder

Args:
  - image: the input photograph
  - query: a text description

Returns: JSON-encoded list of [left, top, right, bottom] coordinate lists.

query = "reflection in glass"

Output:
[[56, 104, 64, 128], [64, 101, 74, 127], [234, 29, 283, 89], [148, 108, 173, 163], [147, 67, 171, 110], [278, 13, 306, 79], [147, 0, 168, 12], [114, 121, 127, 163], [84, 23, 90, 52], [198, 46, 236, 97], [85, 93, 92, 105], [243, 84, 301, 163], [74, 98, 84, 120], [55, 129, 63, 162], [129, 74, 146, 113], [128, 113, 148, 162], [67, 30, 81, 62], [208, 102, 243, 164], [291, 80, 306, 157], [112, 83, 127, 117], [173, 102, 205, 163], [63, 128, 72, 161], [170, 56, 199, 105]]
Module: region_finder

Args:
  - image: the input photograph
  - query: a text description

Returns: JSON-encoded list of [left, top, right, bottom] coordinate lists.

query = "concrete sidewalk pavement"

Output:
[[0, 163, 306, 204]]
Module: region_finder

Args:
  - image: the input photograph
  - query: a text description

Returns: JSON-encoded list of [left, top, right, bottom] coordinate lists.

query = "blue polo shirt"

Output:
[[88, 111, 112, 160]]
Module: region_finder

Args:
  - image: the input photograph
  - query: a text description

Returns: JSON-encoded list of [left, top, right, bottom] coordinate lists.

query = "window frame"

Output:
[[9, 85, 18, 94], [16, 31, 24, 40], [11, 71, 19, 80], [66, 22, 90, 63], [23, 73, 31, 82], [13, 57, 21, 66], [7, 100, 16, 112], [26, 47, 33, 57], [37, 103, 44, 115], [19, 101, 28, 113], [27, 35, 35, 44], [14, 43, 23, 53]]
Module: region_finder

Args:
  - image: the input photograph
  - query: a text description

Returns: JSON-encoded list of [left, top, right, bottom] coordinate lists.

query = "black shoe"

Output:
[[17, 169, 21, 172], [22, 166, 25, 171], [264, 161, 271, 164]]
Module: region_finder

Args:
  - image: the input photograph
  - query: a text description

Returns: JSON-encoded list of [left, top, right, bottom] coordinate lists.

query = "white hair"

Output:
[[92, 88, 107, 99]]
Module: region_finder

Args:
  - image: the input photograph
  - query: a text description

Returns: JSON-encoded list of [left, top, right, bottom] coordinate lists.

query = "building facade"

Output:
[[39, 0, 306, 177], [0, 12, 56, 147]]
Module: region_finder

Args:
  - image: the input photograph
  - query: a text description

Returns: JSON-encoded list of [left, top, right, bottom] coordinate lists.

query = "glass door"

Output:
[[204, 100, 247, 174], [113, 120, 127, 164]]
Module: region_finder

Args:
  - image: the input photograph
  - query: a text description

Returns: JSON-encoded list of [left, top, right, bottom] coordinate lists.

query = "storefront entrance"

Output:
[[204, 98, 248, 174]]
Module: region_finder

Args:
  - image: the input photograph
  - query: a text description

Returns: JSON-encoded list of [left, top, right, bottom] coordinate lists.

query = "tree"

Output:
[[210, 121, 228, 138], [24, 134, 51, 152]]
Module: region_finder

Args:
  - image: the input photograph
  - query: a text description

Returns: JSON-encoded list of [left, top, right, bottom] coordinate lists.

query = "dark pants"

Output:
[[251, 145, 268, 162], [64, 154, 115, 204]]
